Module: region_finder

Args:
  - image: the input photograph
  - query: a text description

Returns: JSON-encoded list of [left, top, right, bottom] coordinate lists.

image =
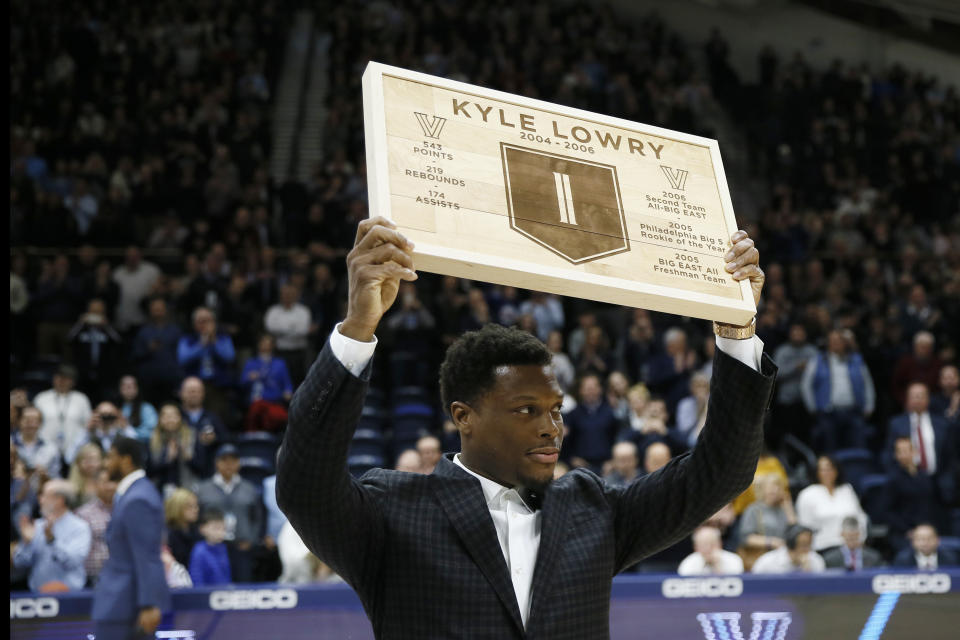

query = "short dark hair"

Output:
[[199, 507, 225, 525], [785, 524, 813, 550], [111, 436, 145, 470], [439, 324, 552, 415]]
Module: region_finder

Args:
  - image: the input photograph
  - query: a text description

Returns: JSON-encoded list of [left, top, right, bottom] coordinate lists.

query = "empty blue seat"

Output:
[[364, 388, 386, 409], [392, 386, 432, 407], [236, 432, 281, 463], [351, 429, 387, 459], [833, 448, 879, 492], [348, 454, 385, 477], [390, 353, 431, 388], [393, 415, 434, 441], [239, 456, 274, 485], [939, 536, 960, 554], [358, 406, 388, 433], [857, 474, 889, 524]]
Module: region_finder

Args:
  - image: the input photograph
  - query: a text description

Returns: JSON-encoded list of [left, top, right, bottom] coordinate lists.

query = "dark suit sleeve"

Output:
[[275, 339, 385, 586], [893, 549, 915, 567], [124, 497, 168, 609], [606, 347, 777, 572]]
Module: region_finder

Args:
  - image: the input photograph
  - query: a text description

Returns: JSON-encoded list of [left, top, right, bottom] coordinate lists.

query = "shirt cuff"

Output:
[[329, 322, 378, 378], [715, 334, 763, 372]]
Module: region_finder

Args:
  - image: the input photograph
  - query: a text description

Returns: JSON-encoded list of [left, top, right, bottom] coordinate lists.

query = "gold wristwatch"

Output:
[[713, 317, 756, 340]]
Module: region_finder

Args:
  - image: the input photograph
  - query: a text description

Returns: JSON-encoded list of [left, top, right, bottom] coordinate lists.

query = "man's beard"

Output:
[[519, 471, 553, 495]]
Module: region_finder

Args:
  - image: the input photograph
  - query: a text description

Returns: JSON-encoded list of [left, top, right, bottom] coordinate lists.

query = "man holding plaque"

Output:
[[277, 217, 776, 638]]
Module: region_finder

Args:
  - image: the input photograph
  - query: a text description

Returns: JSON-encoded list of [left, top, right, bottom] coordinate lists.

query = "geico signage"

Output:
[[872, 573, 951, 594], [209, 589, 298, 610], [662, 577, 743, 598], [10, 597, 59, 618]]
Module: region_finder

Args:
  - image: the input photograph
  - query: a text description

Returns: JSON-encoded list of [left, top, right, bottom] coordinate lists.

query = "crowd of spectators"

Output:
[[9, 0, 960, 592]]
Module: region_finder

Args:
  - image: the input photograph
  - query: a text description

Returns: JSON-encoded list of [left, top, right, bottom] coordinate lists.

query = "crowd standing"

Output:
[[10, 0, 960, 592]]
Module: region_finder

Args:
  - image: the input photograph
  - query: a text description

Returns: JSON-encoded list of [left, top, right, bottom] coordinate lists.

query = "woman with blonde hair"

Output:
[[164, 488, 201, 568], [737, 473, 797, 570], [67, 442, 104, 506], [148, 404, 196, 498]]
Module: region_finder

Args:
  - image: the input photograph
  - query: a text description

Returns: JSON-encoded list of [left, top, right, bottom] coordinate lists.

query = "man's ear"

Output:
[[449, 401, 474, 436]]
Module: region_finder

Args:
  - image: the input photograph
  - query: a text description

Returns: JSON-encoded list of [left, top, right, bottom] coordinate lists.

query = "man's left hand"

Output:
[[724, 230, 764, 308], [137, 606, 162, 634]]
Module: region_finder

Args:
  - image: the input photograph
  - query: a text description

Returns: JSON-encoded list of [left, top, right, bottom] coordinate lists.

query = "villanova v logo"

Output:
[[414, 112, 447, 139], [660, 165, 689, 191], [696, 612, 792, 640]]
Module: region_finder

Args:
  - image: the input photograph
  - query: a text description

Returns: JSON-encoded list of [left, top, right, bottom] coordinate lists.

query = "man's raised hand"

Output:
[[340, 217, 418, 342]]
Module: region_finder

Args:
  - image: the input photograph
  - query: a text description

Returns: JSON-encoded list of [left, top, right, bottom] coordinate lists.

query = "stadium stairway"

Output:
[[270, 10, 315, 184]]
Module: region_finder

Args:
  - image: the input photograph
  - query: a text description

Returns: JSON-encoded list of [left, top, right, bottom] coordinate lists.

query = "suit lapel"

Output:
[[526, 481, 569, 632], [431, 455, 524, 634]]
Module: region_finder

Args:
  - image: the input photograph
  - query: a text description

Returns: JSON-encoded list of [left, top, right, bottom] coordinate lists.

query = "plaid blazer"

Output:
[[277, 341, 777, 639]]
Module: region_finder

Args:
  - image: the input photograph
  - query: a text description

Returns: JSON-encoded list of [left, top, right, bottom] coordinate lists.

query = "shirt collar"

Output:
[[116, 469, 146, 497], [453, 454, 537, 512], [213, 473, 241, 493]]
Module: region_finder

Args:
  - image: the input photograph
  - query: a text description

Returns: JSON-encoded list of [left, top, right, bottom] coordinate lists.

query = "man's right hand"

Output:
[[340, 217, 417, 342], [18, 514, 35, 544]]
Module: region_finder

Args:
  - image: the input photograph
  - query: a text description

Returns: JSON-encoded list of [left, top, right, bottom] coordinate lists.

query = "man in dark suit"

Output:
[[884, 437, 941, 552], [562, 374, 623, 473], [884, 382, 949, 478], [893, 523, 959, 570], [93, 436, 170, 639], [276, 218, 776, 639], [822, 516, 884, 570]]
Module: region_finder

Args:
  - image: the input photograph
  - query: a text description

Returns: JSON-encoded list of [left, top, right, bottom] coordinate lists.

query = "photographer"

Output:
[[66, 402, 138, 466]]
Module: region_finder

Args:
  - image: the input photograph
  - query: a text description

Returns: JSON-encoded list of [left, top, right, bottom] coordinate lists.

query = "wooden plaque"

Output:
[[362, 62, 756, 325]]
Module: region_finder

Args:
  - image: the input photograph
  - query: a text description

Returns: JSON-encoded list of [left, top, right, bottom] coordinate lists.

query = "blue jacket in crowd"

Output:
[[240, 355, 293, 404], [188, 540, 231, 586], [177, 332, 236, 388]]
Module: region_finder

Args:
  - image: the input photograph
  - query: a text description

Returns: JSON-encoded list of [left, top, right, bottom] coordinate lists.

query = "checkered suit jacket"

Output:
[[277, 341, 776, 639]]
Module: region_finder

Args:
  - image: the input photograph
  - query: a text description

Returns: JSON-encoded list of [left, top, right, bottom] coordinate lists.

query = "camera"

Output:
[[100, 413, 118, 424]]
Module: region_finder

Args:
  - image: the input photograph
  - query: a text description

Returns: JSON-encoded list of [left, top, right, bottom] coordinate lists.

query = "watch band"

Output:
[[713, 317, 756, 340]]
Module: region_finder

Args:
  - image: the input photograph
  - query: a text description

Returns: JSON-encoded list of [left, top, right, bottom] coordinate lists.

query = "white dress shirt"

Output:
[[265, 303, 312, 351], [795, 483, 868, 551], [453, 454, 540, 628], [326, 322, 763, 628], [677, 549, 744, 575], [751, 546, 826, 574], [915, 552, 938, 570], [910, 412, 937, 473], [33, 388, 93, 457], [116, 469, 147, 497]]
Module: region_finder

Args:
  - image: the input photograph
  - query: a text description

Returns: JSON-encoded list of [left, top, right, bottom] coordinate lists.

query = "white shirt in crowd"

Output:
[[795, 483, 868, 551], [677, 549, 744, 576], [265, 303, 312, 351], [915, 552, 939, 570], [278, 520, 315, 585], [328, 323, 764, 631], [910, 412, 937, 473], [33, 388, 92, 457], [751, 547, 826, 574], [112, 261, 161, 331]]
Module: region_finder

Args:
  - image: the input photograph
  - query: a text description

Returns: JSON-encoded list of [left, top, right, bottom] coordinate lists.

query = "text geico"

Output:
[[209, 588, 298, 610], [662, 577, 744, 598], [872, 573, 951, 594], [10, 597, 59, 618]]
